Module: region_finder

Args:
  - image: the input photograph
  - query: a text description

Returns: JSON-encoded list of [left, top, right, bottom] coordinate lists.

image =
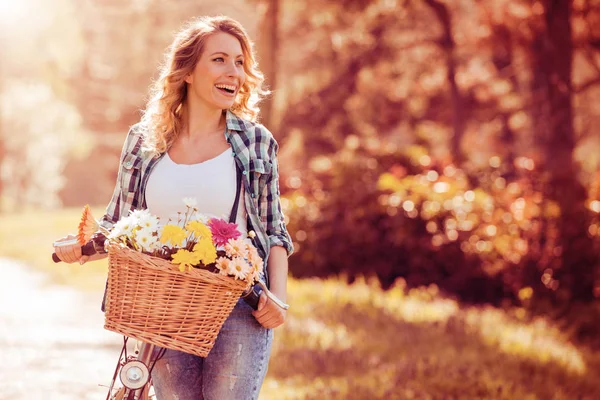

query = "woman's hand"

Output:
[[53, 234, 105, 265], [53, 234, 83, 263], [252, 289, 287, 329]]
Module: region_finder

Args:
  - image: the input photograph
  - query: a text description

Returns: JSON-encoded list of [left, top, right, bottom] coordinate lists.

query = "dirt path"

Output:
[[0, 258, 123, 400]]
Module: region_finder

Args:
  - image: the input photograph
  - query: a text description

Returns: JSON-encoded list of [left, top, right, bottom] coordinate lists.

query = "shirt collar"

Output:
[[225, 109, 250, 132]]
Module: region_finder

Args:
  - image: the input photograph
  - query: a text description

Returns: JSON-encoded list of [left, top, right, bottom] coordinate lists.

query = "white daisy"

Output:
[[128, 209, 151, 225], [107, 227, 123, 240], [111, 217, 135, 237], [227, 257, 251, 280], [138, 213, 160, 232], [135, 228, 157, 252], [225, 238, 249, 259]]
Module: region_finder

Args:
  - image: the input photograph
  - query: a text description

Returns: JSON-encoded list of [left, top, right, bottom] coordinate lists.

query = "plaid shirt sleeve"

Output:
[[98, 126, 143, 232], [262, 132, 294, 256]]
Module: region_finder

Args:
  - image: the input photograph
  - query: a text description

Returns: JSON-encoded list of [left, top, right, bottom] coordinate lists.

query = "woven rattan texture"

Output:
[[104, 242, 248, 357]]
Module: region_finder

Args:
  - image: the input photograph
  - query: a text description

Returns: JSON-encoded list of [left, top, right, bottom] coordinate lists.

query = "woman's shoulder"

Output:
[[115, 122, 150, 162], [229, 114, 279, 154], [247, 121, 277, 145], [128, 121, 149, 140]]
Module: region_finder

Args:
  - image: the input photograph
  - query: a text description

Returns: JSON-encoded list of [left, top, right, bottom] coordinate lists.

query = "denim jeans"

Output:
[[150, 299, 274, 400]]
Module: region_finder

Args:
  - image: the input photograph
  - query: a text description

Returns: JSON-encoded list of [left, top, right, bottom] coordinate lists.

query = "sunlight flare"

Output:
[[465, 307, 587, 375]]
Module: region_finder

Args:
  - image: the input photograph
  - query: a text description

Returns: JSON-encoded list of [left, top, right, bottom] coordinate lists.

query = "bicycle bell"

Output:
[[119, 360, 150, 390]]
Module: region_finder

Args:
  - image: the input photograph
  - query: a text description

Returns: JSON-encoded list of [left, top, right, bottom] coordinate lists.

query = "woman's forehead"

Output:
[[204, 32, 244, 56]]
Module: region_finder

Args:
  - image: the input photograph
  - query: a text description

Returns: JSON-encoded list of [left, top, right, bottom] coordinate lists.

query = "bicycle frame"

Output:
[[106, 338, 163, 400]]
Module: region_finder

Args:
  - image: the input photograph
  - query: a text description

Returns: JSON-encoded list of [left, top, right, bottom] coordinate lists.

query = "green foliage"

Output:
[[286, 144, 599, 306]]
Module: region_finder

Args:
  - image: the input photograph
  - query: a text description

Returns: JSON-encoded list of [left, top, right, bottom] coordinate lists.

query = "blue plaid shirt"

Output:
[[99, 109, 294, 262]]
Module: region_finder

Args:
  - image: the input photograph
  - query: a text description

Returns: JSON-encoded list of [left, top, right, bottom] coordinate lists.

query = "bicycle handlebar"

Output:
[[51, 240, 97, 263], [242, 281, 290, 311]]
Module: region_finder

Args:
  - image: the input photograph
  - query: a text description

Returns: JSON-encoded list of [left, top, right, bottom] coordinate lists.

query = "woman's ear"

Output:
[[185, 74, 193, 84]]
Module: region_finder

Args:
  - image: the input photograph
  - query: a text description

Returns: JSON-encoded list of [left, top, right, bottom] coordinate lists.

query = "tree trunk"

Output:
[[530, 0, 596, 301], [256, 0, 279, 129], [491, 23, 518, 172], [0, 43, 4, 212], [0, 136, 4, 212], [425, 0, 465, 164]]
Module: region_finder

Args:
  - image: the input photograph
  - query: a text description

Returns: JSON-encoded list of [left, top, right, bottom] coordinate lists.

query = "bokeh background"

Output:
[[1, 0, 600, 399]]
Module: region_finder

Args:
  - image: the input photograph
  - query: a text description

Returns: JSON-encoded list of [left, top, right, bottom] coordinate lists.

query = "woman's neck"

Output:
[[183, 98, 226, 140]]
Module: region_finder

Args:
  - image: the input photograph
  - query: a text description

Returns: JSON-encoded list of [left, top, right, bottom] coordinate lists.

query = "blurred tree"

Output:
[[0, 40, 4, 210], [0, 130, 4, 211], [424, 0, 465, 163], [527, 0, 596, 301], [0, 0, 87, 210], [255, 0, 280, 128], [61, 0, 259, 206], [279, 0, 600, 307], [0, 81, 86, 210]]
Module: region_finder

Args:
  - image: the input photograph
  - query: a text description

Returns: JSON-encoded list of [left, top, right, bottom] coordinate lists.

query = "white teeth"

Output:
[[215, 84, 236, 92]]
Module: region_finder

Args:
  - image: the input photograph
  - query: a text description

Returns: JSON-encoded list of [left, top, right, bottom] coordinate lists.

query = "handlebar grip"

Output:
[[241, 282, 290, 311], [241, 287, 261, 310], [52, 241, 97, 263]]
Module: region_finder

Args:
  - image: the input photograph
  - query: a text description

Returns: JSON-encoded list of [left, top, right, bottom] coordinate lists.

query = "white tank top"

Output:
[[145, 147, 248, 236]]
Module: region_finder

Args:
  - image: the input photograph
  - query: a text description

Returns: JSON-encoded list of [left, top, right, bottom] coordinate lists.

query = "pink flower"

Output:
[[208, 218, 241, 247]]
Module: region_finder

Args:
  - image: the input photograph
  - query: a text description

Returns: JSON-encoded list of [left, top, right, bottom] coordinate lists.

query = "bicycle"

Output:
[[105, 338, 160, 400], [53, 239, 289, 400], [102, 280, 284, 400]]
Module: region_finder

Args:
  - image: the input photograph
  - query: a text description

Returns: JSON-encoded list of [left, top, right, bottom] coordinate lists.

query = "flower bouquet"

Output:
[[88, 198, 263, 357]]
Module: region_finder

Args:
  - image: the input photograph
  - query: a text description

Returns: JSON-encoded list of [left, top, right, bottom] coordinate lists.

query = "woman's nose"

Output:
[[226, 61, 240, 77]]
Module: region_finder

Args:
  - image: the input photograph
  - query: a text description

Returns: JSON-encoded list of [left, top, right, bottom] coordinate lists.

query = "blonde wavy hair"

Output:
[[140, 16, 268, 154]]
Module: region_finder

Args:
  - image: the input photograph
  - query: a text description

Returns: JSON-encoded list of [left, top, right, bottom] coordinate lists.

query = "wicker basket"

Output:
[[104, 241, 249, 357]]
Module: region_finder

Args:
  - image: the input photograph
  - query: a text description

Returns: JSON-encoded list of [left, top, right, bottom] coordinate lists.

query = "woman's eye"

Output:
[[236, 60, 244, 66], [213, 57, 224, 62]]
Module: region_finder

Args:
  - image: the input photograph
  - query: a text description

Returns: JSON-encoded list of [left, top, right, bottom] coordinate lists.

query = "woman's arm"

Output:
[[252, 245, 288, 328], [264, 145, 294, 252], [266, 245, 289, 302], [98, 126, 143, 232], [53, 126, 140, 264], [252, 131, 294, 328]]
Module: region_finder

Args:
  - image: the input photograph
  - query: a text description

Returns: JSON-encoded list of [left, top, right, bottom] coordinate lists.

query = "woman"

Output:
[[53, 16, 293, 399]]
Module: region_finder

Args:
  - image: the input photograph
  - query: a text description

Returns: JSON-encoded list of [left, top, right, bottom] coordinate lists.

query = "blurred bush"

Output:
[[286, 142, 600, 309]]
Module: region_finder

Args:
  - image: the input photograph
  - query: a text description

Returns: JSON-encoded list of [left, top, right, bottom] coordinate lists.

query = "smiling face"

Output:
[[185, 32, 247, 111]]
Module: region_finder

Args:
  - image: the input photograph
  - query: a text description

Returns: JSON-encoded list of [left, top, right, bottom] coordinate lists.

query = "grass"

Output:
[[0, 207, 109, 290], [262, 278, 600, 399], [2, 208, 600, 399]]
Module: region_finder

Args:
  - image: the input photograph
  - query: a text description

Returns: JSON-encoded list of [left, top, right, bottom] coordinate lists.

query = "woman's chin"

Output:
[[209, 97, 235, 110]]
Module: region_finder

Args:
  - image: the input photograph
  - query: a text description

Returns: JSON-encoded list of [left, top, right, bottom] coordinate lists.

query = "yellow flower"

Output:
[[172, 249, 201, 272], [185, 220, 212, 240], [160, 224, 187, 247], [193, 238, 217, 265]]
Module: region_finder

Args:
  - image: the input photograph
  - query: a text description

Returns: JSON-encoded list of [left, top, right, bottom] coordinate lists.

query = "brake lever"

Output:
[[242, 281, 289, 311]]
